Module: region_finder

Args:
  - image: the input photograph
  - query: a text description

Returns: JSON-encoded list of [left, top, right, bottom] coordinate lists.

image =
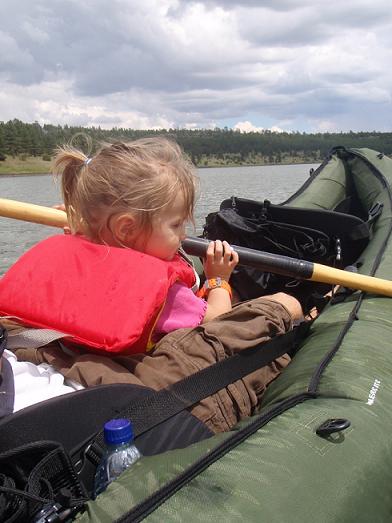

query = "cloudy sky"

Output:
[[1, 0, 391, 133]]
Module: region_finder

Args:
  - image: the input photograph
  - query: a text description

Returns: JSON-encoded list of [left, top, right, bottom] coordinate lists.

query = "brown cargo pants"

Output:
[[10, 297, 292, 433]]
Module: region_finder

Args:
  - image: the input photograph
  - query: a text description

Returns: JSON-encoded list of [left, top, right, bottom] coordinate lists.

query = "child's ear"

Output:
[[112, 213, 137, 245]]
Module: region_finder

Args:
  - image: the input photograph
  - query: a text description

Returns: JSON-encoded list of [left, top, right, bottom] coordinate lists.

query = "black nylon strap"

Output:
[[86, 323, 309, 466]]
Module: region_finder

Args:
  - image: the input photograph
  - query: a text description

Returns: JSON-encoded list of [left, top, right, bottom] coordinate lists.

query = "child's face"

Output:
[[132, 192, 188, 260]]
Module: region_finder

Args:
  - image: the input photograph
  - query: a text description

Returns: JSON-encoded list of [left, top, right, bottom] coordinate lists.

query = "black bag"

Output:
[[0, 384, 214, 522], [0, 440, 88, 523], [203, 197, 376, 308]]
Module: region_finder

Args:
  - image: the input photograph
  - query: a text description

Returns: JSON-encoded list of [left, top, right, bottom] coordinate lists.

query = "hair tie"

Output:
[[84, 157, 92, 165]]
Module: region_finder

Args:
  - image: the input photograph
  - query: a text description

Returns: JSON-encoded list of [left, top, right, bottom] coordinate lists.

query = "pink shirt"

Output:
[[153, 282, 207, 341]]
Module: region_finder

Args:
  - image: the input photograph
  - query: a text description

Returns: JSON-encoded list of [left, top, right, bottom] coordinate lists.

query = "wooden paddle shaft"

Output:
[[311, 263, 392, 296], [1, 198, 391, 297], [0, 198, 68, 228]]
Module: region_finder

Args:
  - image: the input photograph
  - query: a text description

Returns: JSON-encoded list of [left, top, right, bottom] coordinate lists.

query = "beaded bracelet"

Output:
[[196, 277, 232, 300]]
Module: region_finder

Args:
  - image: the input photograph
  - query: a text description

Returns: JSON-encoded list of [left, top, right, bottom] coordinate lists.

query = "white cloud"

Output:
[[0, 80, 175, 129], [0, 0, 392, 131], [233, 121, 284, 133]]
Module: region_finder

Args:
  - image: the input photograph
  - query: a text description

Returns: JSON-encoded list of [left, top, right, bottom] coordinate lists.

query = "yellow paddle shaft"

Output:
[[311, 263, 392, 297], [0, 198, 68, 228]]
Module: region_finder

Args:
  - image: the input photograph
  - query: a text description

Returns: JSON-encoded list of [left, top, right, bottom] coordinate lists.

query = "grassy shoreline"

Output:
[[0, 154, 319, 175], [0, 156, 53, 175]]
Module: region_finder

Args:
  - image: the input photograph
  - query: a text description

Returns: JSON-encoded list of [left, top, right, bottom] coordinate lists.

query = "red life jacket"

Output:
[[0, 235, 196, 355]]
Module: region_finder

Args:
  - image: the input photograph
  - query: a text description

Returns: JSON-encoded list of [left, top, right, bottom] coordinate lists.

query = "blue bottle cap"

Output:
[[104, 418, 134, 445]]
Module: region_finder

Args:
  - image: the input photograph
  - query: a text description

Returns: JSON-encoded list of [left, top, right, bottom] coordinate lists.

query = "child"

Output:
[[1, 137, 303, 433], [0, 138, 240, 354]]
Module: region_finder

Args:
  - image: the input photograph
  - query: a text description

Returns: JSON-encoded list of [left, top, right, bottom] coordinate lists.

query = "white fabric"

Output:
[[3, 349, 84, 413]]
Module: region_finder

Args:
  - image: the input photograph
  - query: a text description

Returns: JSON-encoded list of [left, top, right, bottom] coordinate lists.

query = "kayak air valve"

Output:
[[316, 418, 351, 438]]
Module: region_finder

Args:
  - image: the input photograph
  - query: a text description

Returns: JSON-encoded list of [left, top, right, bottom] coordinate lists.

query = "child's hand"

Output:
[[203, 240, 239, 281], [52, 203, 71, 234]]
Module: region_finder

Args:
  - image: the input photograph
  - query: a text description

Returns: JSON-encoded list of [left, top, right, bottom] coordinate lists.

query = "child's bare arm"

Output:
[[202, 240, 239, 322]]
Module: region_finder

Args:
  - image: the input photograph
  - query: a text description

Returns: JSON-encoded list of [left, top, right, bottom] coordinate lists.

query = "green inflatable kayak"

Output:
[[75, 146, 392, 523], [1, 146, 391, 523]]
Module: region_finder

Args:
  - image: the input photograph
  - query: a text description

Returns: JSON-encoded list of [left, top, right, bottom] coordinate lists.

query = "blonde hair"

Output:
[[52, 137, 197, 242]]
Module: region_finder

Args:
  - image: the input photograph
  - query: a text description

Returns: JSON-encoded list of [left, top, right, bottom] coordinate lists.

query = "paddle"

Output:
[[0, 198, 68, 229], [182, 237, 392, 297], [0, 197, 391, 297]]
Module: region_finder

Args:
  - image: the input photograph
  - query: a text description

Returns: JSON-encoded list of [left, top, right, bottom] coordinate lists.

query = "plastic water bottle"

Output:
[[93, 418, 142, 497]]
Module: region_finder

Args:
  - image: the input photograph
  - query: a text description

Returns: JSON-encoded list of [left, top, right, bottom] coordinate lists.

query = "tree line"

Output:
[[1, 118, 392, 165]]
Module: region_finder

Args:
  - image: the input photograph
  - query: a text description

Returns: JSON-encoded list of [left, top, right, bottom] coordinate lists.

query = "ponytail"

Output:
[[52, 145, 89, 233]]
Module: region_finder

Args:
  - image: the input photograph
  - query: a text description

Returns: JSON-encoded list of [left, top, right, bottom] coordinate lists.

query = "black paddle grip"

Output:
[[182, 236, 314, 280]]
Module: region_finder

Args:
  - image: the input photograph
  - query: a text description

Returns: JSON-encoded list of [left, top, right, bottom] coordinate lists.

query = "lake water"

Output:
[[0, 163, 318, 274]]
